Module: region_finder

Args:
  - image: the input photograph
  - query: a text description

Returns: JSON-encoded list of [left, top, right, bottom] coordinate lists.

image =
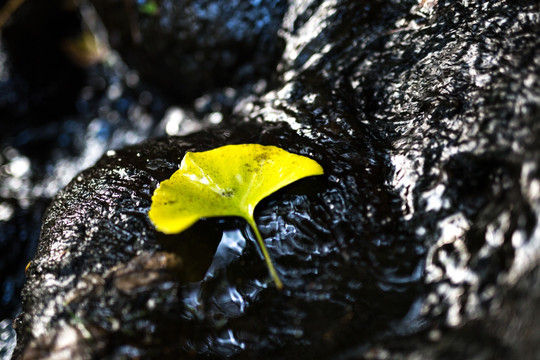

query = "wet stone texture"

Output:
[[6, 0, 540, 359], [16, 123, 412, 359]]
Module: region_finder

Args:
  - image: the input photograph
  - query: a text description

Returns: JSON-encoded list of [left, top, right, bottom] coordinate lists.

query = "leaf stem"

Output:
[[246, 216, 283, 290]]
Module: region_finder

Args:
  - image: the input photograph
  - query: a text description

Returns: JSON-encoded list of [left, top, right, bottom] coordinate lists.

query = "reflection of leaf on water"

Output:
[[148, 144, 324, 289]]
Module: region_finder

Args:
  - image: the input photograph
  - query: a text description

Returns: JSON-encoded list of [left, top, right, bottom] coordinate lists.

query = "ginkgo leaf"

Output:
[[148, 144, 324, 289]]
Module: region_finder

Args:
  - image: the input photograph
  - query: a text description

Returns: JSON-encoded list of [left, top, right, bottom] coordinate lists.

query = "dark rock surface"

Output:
[[16, 123, 414, 359], [379, 264, 540, 360], [4, 0, 540, 359], [90, 0, 288, 101]]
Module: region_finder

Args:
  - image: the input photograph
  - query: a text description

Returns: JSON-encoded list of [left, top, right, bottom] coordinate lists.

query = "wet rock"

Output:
[[371, 264, 540, 360], [14, 121, 414, 358], [11, 0, 540, 359], [20, 252, 184, 360], [89, 0, 288, 101]]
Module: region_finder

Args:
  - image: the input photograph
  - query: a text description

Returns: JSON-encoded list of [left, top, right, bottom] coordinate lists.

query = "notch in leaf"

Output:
[[148, 144, 324, 289]]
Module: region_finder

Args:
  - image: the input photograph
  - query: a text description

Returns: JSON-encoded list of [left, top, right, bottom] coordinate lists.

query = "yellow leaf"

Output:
[[148, 144, 324, 289]]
